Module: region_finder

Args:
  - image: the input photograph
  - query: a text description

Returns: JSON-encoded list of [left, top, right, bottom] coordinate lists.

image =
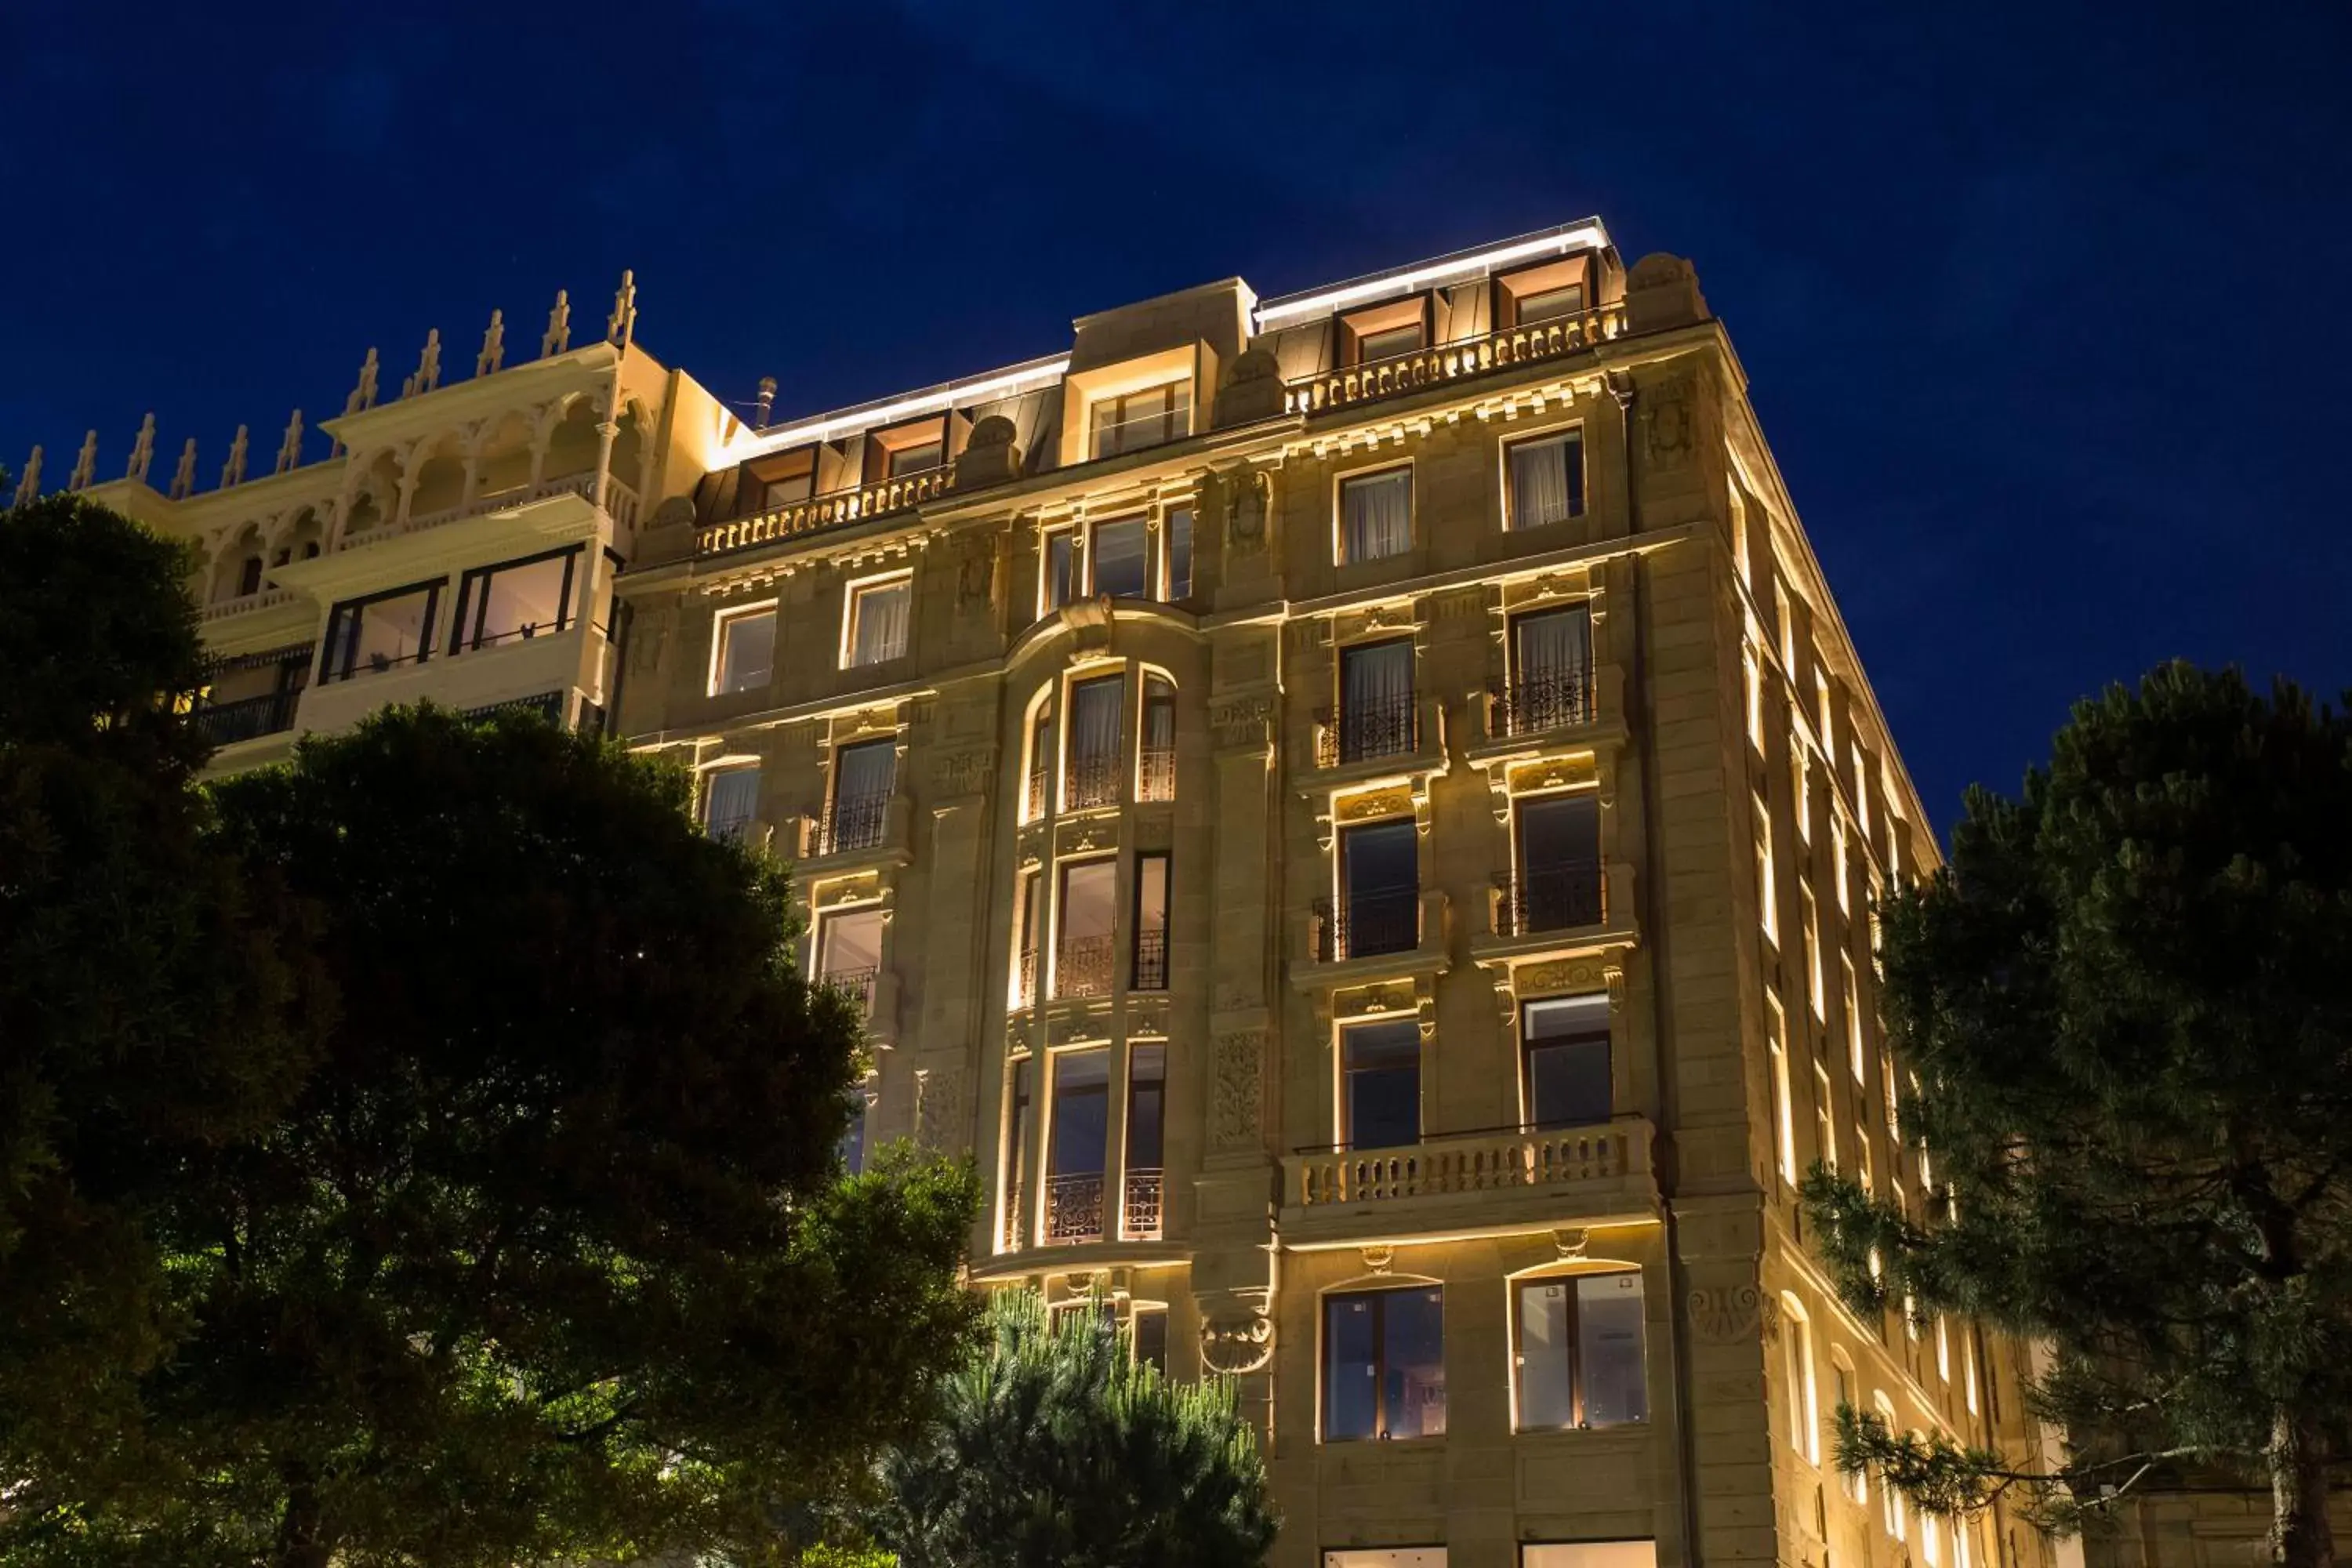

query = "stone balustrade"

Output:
[[201, 586, 297, 621], [695, 466, 956, 558], [1284, 306, 1628, 417], [1285, 1119, 1646, 1209]]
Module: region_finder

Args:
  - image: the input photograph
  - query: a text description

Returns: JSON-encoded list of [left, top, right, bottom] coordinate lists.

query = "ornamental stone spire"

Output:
[[477, 308, 506, 377], [542, 289, 571, 358], [126, 413, 156, 484], [346, 348, 380, 418], [606, 269, 636, 348], [169, 437, 198, 500], [67, 430, 96, 492], [275, 410, 304, 475], [11, 446, 39, 507], [220, 425, 249, 489], [401, 329, 442, 398]]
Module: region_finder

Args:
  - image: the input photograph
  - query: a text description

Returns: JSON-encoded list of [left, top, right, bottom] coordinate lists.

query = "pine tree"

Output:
[[868, 1290, 1279, 1568], [1802, 662, 2352, 1568]]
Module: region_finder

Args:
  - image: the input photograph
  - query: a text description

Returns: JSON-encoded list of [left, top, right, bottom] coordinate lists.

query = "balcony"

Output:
[[1312, 888, 1422, 963], [201, 586, 297, 623], [1045, 1171, 1106, 1244], [820, 966, 878, 1014], [193, 688, 301, 747], [1054, 935, 1116, 1000], [816, 789, 891, 858], [1279, 1119, 1657, 1244], [1064, 753, 1122, 811], [1137, 746, 1176, 803], [1123, 1168, 1164, 1240], [696, 464, 956, 558], [1492, 862, 1606, 937], [1488, 669, 1593, 739], [354, 472, 638, 554], [1316, 693, 1417, 768], [1132, 928, 1168, 991], [1283, 308, 1628, 419]]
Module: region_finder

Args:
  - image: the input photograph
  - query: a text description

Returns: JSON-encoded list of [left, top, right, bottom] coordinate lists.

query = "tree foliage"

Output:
[[866, 1290, 1278, 1568], [1801, 662, 2352, 1568]]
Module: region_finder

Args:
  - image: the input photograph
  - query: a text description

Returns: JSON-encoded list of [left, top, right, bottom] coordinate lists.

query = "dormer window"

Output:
[[743, 448, 819, 515], [1515, 284, 1584, 325], [1341, 296, 1432, 366], [1357, 324, 1424, 361], [866, 415, 955, 485], [1497, 256, 1595, 330], [1088, 380, 1192, 459], [887, 440, 942, 477]]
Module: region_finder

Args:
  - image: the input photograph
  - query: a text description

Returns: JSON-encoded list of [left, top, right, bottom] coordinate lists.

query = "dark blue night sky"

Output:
[[5, 1, 2348, 826]]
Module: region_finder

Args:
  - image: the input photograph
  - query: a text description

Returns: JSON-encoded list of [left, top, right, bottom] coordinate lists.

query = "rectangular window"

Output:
[[1936, 1315, 1952, 1384], [1323, 1287, 1445, 1441], [1514, 791, 1602, 933], [1045, 529, 1078, 612], [1857, 1116, 1875, 1196], [1138, 675, 1175, 801], [1123, 1044, 1165, 1240], [764, 470, 815, 510], [1755, 793, 1777, 942], [1025, 708, 1053, 822], [1014, 868, 1042, 1007], [1523, 1547, 1657, 1568], [1046, 1048, 1109, 1243], [1339, 468, 1412, 563], [1356, 322, 1425, 362], [1835, 1363, 1867, 1502], [1088, 379, 1192, 459], [1340, 1018, 1420, 1152], [1877, 1395, 1907, 1540], [1523, 994, 1610, 1130], [1064, 674, 1125, 809], [1504, 604, 1592, 732], [449, 546, 577, 652], [1090, 516, 1149, 599], [822, 737, 895, 855], [1002, 1057, 1033, 1245], [1768, 993, 1796, 1187], [1054, 858, 1117, 1000], [1802, 882, 1824, 1020], [1514, 282, 1586, 325], [710, 602, 778, 695], [1164, 506, 1193, 601], [1339, 818, 1419, 960], [845, 577, 911, 667], [1505, 430, 1585, 529], [1335, 637, 1415, 764], [1784, 1305, 1819, 1463], [1813, 1063, 1837, 1174], [1831, 812, 1852, 913], [1816, 670, 1835, 746], [817, 906, 884, 1011], [702, 765, 760, 842], [1744, 642, 1765, 755], [321, 579, 441, 682], [1131, 1305, 1169, 1374], [1843, 955, 1865, 1081], [1794, 743, 1813, 844], [1515, 1269, 1648, 1430], [1132, 852, 1170, 990], [885, 439, 942, 477], [838, 1089, 868, 1175]]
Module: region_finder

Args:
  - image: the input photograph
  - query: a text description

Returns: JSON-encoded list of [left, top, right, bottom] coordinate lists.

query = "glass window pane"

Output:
[[1324, 1294, 1380, 1441], [849, 580, 910, 666], [1165, 506, 1192, 600], [1382, 1287, 1446, 1438], [1515, 283, 1585, 325], [818, 908, 884, 977], [1358, 323, 1424, 361], [704, 768, 760, 840], [1050, 1050, 1109, 1176], [1133, 1308, 1168, 1375], [717, 608, 777, 694], [1343, 1020, 1420, 1151], [1576, 1272, 1648, 1425], [1524, 995, 1611, 1127], [1127, 1043, 1166, 1169], [1047, 532, 1076, 611], [1341, 470, 1412, 562], [887, 440, 942, 477], [1091, 517, 1149, 598], [459, 550, 575, 649], [1516, 1279, 1575, 1429], [1508, 434, 1583, 529]]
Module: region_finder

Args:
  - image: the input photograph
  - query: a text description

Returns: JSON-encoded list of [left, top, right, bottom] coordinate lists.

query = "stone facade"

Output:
[[609, 220, 2063, 1568]]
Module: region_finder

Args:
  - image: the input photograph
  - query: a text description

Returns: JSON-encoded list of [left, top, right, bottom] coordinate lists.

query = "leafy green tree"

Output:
[[0, 495, 310, 1490], [868, 1289, 1278, 1568], [4, 704, 978, 1568], [1801, 663, 2352, 1568]]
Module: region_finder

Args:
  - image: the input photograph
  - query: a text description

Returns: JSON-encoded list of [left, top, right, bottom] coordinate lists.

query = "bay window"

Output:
[[1138, 675, 1175, 800], [1054, 859, 1116, 1000], [449, 546, 577, 652], [1131, 852, 1169, 990], [321, 579, 441, 682], [1123, 1044, 1164, 1240], [1046, 1049, 1109, 1243]]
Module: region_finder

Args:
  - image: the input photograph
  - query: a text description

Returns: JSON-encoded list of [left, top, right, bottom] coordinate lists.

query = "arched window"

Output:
[[237, 555, 263, 597]]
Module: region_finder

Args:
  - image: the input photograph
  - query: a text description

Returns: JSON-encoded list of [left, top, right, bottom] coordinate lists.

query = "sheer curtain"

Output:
[[851, 581, 910, 664], [1069, 677, 1124, 764], [1514, 607, 1590, 683], [1508, 435, 1577, 529], [1342, 639, 1414, 712], [1341, 470, 1412, 561], [834, 739, 897, 805]]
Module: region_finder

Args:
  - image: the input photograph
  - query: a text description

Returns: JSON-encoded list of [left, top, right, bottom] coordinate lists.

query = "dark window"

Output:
[[1342, 1019, 1421, 1151], [886, 440, 942, 477], [1514, 793, 1602, 931], [1132, 852, 1169, 989], [1091, 517, 1149, 598], [1165, 506, 1193, 600], [713, 605, 777, 695], [1124, 1043, 1165, 1240], [1064, 675, 1125, 809], [1514, 282, 1585, 325], [1505, 431, 1585, 529], [1025, 709, 1053, 821], [1014, 869, 1042, 1005], [450, 546, 579, 652], [1503, 605, 1592, 731], [1003, 1057, 1033, 1246], [1356, 323, 1425, 362], [1047, 530, 1078, 611], [826, 739, 895, 854], [1522, 994, 1610, 1129], [1132, 1308, 1169, 1374], [321, 579, 443, 682], [1335, 638, 1415, 763], [1341, 818, 1419, 959], [1047, 1049, 1110, 1243], [1515, 1270, 1647, 1430], [238, 556, 263, 597], [764, 471, 815, 509], [1324, 1287, 1446, 1441]]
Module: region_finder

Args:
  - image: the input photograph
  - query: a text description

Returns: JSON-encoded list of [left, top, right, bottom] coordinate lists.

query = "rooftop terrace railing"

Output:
[[1284, 306, 1628, 417], [697, 465, 956, 558]]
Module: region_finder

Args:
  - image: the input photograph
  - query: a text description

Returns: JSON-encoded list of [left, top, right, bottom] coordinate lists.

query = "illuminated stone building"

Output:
[[21, 274, 686, 769], [610, 220, 2060, 1568]]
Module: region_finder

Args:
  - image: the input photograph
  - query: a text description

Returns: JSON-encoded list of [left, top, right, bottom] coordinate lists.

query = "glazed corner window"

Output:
[[1341, 1018, 1420, 1151], [1123, 1044, 1165, 1240], [450, 546, 578, 653], [710, 602, 778, 695], [1054, 858, 1117, 1000], [1131, 851, 1171, 990], [702, 765, 760, 842], [1323, 1286, 1445, 1441], [1089, 379, 1192, 459], [1091, 516, 1149, 599], [321, 579, 441, 683], [1045, 1048, 1110, 1243], [1338, 467, 1412, 564], [844, 576, 911, 668], [1514, 1269, 1648, 1430], [1505, 430, 1585, 530], [1522, 994, 1610, 1130]]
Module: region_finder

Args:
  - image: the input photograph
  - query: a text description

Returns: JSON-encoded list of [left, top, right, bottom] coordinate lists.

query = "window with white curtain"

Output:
[[1339, 468, 1412, 563], [1064, 674, 1125, 808], [702, 766, 760, 842], [1338, 638, 1414, 763], [1506, 430, 1584, 529], [844, 577, 910, 666], [711, 603, 777, 695]]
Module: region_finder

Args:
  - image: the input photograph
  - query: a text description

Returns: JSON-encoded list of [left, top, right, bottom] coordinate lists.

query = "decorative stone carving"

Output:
[[541, 289, 572, 358], [954, 416, 1022, 486], [1127, 997, 1170, 1039], [1210, 695, 1273, 750], [1198, 1291, 1275, 1376], [955, 537, 996, 605], [1515, 958, 1611, 997], [13, 445, 42, 507], [607, 269, 637, 347], [167, 439, 194, 501], [916, 1068, 964, 1153], [1360, 1244, 1396, 1276], [67, 430, 96, 492], [931, 746, 996, 797], [1552, 1227, 1590, 1261], [1686, 1282, 1768, 1343], [274, 410, 303, 476], [1644, 374, 1695, 470], [1211, 1029, 1264, 1145], [476, 309, 506, 377], [125, 414, 155, 484], [1215, 346, 1286, 426], [625, 607, 672, 677], [218, 426, 247, 490], [1434, 585, 1484, 622], [1624, 252, 1710, 333], [1228, 468, 1270, 553]]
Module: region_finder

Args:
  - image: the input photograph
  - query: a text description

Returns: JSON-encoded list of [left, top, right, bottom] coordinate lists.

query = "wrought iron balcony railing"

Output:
[[192, 688, 301, 747], [1063, 753, 1122, 810], [1132, 928, 1168, 991], [820, 966, 878, 1014], [1494, 862, 1606, 936], [1015, 948, 1039, 1008], [1316, 692, 1417, 768], [1025, 766, 1050, 822], [1054, 935, 1116, 1000], [1488, 668, 1593, 737], [817, 789, 891, 856], [1123, 1168, 1164, 1240], [1045, 1171, 1105, 1243], [1312, 888, 1422, 962], [1137, 746, 1176, 802]]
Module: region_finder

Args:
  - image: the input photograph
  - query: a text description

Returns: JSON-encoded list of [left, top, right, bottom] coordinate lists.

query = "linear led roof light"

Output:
[[1254, 218, 1613, 330]]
